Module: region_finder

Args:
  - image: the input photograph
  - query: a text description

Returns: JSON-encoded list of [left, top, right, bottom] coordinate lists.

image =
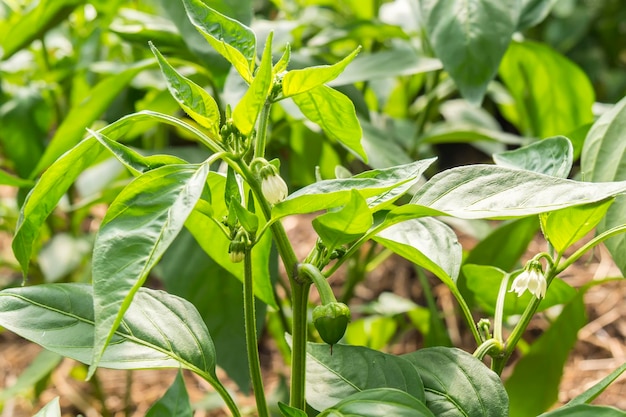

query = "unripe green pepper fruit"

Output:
[[312, 302, 351, 346]]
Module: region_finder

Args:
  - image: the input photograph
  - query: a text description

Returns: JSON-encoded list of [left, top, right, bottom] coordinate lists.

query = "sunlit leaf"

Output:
[[403, 347, 509, 417], [0, 170, 34, 187], [493, 136, 573, 178], [291, 85, 366, 161], [306, 343, 425, 412], [33, 397, 61, 417], [421, 0, 518, 104], [182, 0, 256, 82], [151, 42, 221, 140], [410, 165, 626, 219], [233, 33, 274, 135], [283, 47, 361, 97], [540, 199, 614, 254], [90, 164, 210, 377]]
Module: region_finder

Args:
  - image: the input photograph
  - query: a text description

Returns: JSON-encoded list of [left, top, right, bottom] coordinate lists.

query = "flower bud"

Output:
[[260, 165, 288, 204], [228, 240, 246, 263], [313, 302, 351, 346], [509, 260, 547, 299]]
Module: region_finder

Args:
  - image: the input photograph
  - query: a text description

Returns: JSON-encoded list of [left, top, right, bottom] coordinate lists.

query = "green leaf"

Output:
[[345, 316, 397, 350], [231, 198, 259, 234], [159, 229, 268, 392], [88, 128, 187, 175], [233, 32, 274, 135], [540, 199, 614, 254], [318, 388, 435, 417], [499, 40, 594, 138], [567, 362, 626, 407], [0, 350, 62, 401], [182, 0, 256, 83], [313, 190, 373, 251], [278, 402, 308, 417], [0, 170, 34, 187], [146, 370, 192, 417], [291, 85, 366, 161], [410, 165, 626, 219], [373, 218, 461, 287], [90, 164, 210, 377], [306, 343, 425, 411], [33, 397, 61, 417], [420, 0, 518, 104], [12, 111, 221, 279], [517, 0, 557, 30], [283, 47, 361, 97], [273, 44, 291, 75], [506, 292, 587, 417], [493, 136, 573, 178], [150, 42, 221, 140], [273, 159, 435, 219], [0, 284, 218, 378], [539, 405, 626, 417], [185, 174, 276, 307], [462, 265, 576, 316], [329, 48, 442, 86], [0, 0, 84, 60], [581, 96, 626, 276], [32, 62, 152, 176], [403, 347, 509, 417]]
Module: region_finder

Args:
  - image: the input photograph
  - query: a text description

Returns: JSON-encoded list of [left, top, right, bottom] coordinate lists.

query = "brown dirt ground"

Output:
[[0, 213, 625, 416]]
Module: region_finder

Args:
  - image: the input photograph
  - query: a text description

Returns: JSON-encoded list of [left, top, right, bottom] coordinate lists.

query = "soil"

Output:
[[0, 213, 625, 416]]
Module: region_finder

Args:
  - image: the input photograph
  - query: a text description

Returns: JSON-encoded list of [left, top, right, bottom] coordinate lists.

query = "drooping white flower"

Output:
[[260, 166, 288, 204], [509, 262, 547, 299]]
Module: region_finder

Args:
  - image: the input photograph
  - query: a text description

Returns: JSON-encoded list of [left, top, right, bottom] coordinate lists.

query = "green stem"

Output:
[[555, 224, 626, 274], [450, 284, 482, 346], [243, 250, 270, 417], [255, 101, 272, 159], [493, 273, 511, 343], [298, 263, 336, 304], [473, 338, 502, 361]]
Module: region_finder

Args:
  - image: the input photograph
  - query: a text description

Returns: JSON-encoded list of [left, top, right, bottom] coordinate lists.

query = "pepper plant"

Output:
[[2, 1, 626, 416]]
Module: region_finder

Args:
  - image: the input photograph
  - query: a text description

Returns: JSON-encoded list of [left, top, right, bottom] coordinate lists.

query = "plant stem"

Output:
[[255, 101, 273, 159], [473, 338, 502, 361], [243, 250, 270, 417], [555, 224, 626, 274], [449, 284, 482, 346], [298, 263, 335, 304], [493, 273, 511, 343]]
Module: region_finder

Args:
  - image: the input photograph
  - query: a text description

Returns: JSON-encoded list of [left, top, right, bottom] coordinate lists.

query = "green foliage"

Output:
[[146, 371, 193, 417]]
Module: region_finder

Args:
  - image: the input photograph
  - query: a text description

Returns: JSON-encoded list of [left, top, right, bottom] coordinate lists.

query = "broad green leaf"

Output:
[[506, 292, 587, 417], [540, 199, 614, 254], [0, 350, 62, 401], [33, 397, 61, 417], [185, 174, 276, 307], [313, 190, 373, 251], [146, 370, 192, 417], [13, 110, 222, 279], [517, 0, 557, 30], [282, 47, 361, 97], [318, 388, 435, 417], [581, 96, 626, 276], [462, 264, 576, 316], [493, 136, 573, 178], [0, 170, 34, 187], [273, 159, 435, 219], [90, 164, 210, 377], [403, 347, 509, 417], [151, 43, 221, 140], [0, 0, 84, 60], [306, 343, 425, 411], [32, 62, 152, 175], [291, 85, 366, 161], [88, 129, 187, 175], [329, 48, 442, 86], [233, 33, 274, 135], [360, 120, 413, 169], [373, 218, 461, 287], [0, 284, 218, 378], [410, 165, 626, 219], [345, 316, 397, 350], [417, 124, 523, 146], [420, 0, 518, 104], [539, 405, 626, 417], [499, 40, 594, 138], [278, 402, 308, 417], [182, 0, 256, 83], [231, 199, 259, 234], [567, 362, 626, 406]]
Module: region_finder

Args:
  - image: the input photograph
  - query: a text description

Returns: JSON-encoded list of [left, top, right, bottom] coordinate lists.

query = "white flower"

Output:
[[261, 170, 288, 204], [509, 264, 547, 299]]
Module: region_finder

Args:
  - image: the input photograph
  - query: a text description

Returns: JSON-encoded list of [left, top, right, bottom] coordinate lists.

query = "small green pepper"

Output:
[[313, 302, 351, 346]]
